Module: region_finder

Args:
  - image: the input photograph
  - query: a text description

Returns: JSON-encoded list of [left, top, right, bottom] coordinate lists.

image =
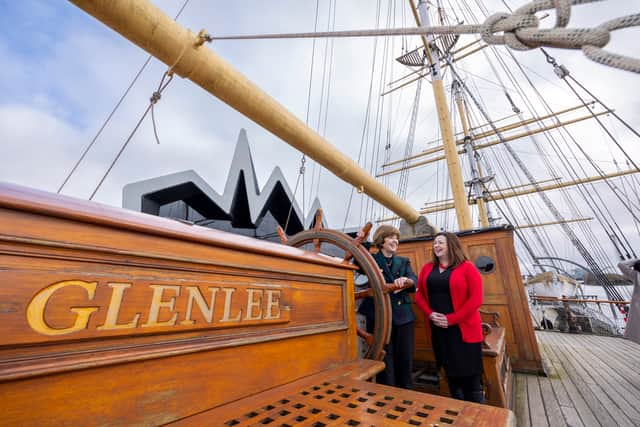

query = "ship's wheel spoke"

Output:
[[281, 220, 391, 360]]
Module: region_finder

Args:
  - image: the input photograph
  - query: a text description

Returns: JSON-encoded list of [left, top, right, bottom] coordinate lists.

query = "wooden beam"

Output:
[[383, 103, 595, 169], [68, 0, 428, 226], [516, 217, 593, 229], [378, 110, 608, 177]]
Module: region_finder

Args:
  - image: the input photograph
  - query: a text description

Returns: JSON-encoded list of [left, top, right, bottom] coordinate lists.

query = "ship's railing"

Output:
[[529, 295, 628, 335]]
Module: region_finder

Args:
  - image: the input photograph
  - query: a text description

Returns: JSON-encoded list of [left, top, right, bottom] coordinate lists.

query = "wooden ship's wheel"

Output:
[[277, 210, 391, 360]]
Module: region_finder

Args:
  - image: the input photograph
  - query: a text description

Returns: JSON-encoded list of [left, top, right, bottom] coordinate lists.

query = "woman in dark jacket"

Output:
[[358, 225, 417, 389], [415, 232, 484, 403]]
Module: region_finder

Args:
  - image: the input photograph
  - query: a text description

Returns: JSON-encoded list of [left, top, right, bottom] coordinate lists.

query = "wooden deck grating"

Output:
[[514, 331, 640, 426]]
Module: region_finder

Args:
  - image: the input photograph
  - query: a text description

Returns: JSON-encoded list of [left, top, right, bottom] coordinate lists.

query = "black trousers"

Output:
[[447, 374, 484, 403], [376, 321, 415, 389]]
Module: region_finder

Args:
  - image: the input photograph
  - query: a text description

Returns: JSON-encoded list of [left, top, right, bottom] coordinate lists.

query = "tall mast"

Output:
[[68, 0, 434, 230], [452, 80, 492, 228], [411, 0, 472, 230]]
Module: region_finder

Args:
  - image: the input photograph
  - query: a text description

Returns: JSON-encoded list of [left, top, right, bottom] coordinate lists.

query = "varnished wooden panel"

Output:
[[400, 228, 543, 373], [0, 183, 361, 424], [1, 331, 356, 426]]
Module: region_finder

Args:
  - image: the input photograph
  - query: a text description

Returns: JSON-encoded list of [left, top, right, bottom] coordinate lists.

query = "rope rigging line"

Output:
[[210, 0, 640, 74], [285, 0, 322, 233], [447, 59, 624, 300], [461, 1, 595, 265], [310, 0, 338, 213], [480, 24, 632, 270], [58, 0, 192, 195], [366, 0, 394, 226], [539, 52, 640, 226], [479, 50, 565, 264], [342, 0, 383, 231], [89, 72, 174, 200]]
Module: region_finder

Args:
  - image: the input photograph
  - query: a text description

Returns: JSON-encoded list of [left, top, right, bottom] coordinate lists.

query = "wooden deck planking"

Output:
[[515, 373, 531, 427], [526, 375, 550, 427], [514, 331, 640, 427], [537, 374, 565, 427], [591, 334, 640, 372], [538, 333, 602, 426], [536, 339, 573, 408], [546, 332, 634, 426], [559, 334, 640, 425]]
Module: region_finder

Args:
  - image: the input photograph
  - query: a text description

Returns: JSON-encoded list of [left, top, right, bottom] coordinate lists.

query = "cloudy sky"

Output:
[[1, 0, 639, 273]]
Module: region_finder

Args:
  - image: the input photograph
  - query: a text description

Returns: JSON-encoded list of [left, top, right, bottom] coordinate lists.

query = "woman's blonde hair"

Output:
[[372, 225, 400, 248]]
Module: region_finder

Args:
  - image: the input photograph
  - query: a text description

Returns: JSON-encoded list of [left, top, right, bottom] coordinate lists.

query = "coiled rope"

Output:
[[209, 0, 640, 74]]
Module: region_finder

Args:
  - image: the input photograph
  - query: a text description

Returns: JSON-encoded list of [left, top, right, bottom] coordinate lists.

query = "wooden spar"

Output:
[[410, 0, 472, 230], [515, 217, 593, 229], [377, 110, 609, 176], [422, 177, 562, 207], [381, 44, 490, 97], [415, 168, 639, 216], [378, 168, 638, 221], [67, 0, 428, 227], [383, 103, 594, 168]]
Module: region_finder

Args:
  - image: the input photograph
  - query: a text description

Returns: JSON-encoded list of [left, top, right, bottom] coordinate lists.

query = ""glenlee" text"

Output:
[[27, 280, 283, 336]]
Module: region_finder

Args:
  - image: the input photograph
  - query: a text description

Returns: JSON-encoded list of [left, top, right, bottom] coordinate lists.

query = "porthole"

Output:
[[475, 255, 496, 274]]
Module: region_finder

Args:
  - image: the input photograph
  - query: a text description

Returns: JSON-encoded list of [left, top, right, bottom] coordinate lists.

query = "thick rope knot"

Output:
[[478, 0, 640, 73], [482, 12, 540, 51], [481, 0, 578, 51]]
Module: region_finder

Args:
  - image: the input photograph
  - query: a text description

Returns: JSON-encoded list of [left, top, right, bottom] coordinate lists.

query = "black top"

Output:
[[427, 266, 482, 378], [357, 252, 417, 326]]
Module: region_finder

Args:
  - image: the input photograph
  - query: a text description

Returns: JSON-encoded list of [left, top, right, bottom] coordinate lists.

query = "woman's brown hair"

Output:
[[431, 231, 468, 267], [373, 225, 400, 249]]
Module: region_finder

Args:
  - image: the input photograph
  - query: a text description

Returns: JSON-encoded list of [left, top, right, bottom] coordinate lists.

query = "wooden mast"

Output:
[[68, 0, 432, 228], [409, 0, 473, 230], [453, 82, 490, 228]]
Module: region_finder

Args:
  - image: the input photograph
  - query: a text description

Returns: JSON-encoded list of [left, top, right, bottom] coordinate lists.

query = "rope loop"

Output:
[[582, 14, 640, 74]]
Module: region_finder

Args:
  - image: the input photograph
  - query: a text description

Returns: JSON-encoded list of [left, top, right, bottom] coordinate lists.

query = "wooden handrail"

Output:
[[530, 295, 630, 305]]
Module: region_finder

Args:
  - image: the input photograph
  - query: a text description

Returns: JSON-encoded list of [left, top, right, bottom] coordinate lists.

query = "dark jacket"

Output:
[[358, 251, 417, 326]]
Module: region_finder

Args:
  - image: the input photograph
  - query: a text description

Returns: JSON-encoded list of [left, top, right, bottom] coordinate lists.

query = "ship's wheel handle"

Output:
[[278, 210, 391, 360]]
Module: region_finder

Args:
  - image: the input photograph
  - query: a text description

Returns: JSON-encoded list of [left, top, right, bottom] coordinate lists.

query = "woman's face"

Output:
[[433, 235, 448, 259], [381, 234, 399, 254]]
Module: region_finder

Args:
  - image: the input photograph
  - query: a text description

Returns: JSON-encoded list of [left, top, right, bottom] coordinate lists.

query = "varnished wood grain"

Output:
[[514, 331, 640, 427], [401, 228, 544, 374], [0, 184, 516, 425]]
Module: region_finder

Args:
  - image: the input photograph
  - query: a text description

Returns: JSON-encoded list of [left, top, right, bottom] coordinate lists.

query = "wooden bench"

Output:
[[480, 310, 514, 409], [0, 183, 514, 425]]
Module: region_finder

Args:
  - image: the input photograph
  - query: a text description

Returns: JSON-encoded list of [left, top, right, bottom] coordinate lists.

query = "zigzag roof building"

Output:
[[123, 129, 326, 241]]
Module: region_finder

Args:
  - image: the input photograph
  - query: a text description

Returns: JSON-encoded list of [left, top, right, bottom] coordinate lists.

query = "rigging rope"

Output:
[[447, 59, 624, 300], [285, 0, 322, 233], [210, 0, 640, 74], [89, 72, 174, 200], [58, 0, 191, 194], [466, 2, 632, 274]]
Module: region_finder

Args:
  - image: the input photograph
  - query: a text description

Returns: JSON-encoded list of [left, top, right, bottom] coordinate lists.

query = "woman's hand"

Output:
[[429, 312, 449, 328], [393, 277, 408, 289]]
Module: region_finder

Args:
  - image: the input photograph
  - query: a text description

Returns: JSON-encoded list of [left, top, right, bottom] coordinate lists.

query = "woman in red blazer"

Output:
[[415, 232, 484, 403]]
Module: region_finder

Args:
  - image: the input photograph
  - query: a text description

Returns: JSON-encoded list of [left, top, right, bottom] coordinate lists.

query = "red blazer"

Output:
[[415, 260, 484, 343]]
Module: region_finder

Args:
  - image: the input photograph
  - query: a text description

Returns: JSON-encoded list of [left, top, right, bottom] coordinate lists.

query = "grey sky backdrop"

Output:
[[1, 0, 639, 273]]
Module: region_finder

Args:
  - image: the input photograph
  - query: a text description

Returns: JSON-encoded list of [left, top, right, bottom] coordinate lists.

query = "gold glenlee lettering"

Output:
[[27, 280, 283, 336]]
